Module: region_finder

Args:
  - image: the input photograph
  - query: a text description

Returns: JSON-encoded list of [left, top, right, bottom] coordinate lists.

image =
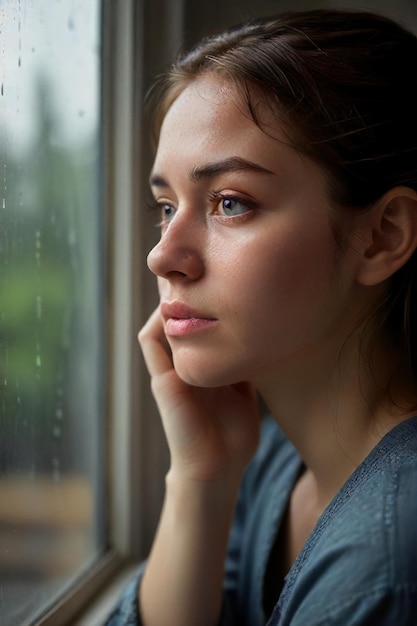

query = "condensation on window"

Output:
[[0, 1, 104, 624]]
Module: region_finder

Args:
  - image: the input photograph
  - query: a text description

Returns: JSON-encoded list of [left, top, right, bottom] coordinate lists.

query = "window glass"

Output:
[[0, 1, 104, 624]]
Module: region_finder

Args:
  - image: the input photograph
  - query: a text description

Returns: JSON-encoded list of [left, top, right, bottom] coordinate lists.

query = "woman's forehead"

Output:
[[157, 75, 288, 157]]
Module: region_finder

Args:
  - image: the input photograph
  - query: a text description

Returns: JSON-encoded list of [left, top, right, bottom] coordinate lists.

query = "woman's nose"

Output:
[[147, 216, 204, 281]]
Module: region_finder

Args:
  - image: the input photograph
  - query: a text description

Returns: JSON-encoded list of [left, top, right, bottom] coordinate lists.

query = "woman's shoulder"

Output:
[[316, 415, 417, 568], [348, 415, 417, 525], [277, 416, 417, 625]]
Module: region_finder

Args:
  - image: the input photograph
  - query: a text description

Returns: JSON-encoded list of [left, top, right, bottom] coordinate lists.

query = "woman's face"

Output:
[[148, 74, 364, 388]]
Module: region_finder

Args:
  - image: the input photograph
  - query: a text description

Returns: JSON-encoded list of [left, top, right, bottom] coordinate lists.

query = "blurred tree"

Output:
[[0, 73, 97, 473]]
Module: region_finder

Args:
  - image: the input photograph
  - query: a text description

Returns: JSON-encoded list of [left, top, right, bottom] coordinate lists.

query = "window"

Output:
[[0, 0, 171, 621], [0, 2, 105, 623]]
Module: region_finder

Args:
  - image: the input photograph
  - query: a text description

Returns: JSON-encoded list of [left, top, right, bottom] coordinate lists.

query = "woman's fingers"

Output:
[[138, 306, 173, 377]]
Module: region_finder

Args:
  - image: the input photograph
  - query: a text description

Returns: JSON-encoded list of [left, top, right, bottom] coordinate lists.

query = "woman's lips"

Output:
[[160, 302, 217, 337], [165, 317, 218, 336]]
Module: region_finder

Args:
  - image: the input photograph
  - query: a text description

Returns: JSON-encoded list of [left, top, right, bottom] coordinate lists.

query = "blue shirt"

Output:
[[106, 416, 417, 625]]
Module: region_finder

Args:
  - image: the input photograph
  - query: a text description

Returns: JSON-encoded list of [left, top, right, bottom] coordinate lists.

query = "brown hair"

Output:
[[147, 9, 417, 383]]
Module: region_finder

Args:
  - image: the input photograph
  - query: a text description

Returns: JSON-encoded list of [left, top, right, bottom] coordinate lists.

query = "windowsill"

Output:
[[35, 555, 140, 626], [73, 562, 139, 625]]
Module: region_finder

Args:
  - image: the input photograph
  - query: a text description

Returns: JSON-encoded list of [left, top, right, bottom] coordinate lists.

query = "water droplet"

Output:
[[35, 231, 42, 264], [36, 295, 42, 319], [68, 228, 77, 245], [36, 354, 41, 367], [52, 457, 61, 483], [55, 408, 63, 419], [2, 198, 5, 209], [53, 426, 61, 438]]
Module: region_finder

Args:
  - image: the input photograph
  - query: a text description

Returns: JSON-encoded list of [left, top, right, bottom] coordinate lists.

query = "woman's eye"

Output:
[[158, 202, 176, 226], [216, 197, 251, 217]]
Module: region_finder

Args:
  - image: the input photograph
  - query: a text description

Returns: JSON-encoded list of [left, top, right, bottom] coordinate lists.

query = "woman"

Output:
[[108, 9, 417, 625]]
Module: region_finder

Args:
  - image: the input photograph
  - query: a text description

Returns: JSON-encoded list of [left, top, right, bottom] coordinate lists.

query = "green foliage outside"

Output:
[[0, 76, 101, 472]]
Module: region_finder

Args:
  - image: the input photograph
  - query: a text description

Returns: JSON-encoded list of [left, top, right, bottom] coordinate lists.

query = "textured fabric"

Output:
[[106, 565, 145, 625], [106, 416, 417, 625]]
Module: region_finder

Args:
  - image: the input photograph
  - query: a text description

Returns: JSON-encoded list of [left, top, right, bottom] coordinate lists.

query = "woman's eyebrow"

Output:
[[189, 157, 274, 182], [149, 173, 169, 189], [149, 156, 274, 188]]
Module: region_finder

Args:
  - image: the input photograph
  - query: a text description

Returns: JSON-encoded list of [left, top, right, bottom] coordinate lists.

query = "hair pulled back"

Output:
[[148, 9, 417, 385]]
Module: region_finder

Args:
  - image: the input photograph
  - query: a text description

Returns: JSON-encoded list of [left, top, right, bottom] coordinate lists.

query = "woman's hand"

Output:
[[138, 306, 261, 483], [138, 306, 261, 626]]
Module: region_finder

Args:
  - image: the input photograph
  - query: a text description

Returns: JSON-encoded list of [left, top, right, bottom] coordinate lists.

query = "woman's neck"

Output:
[[256, 334, 417, 508]]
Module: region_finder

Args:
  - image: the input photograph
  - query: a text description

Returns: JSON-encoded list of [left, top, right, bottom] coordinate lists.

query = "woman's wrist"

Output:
[[165, 465, 244, 512]]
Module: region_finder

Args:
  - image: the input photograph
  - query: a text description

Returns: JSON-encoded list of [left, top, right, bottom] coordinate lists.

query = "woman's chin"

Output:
[[175, 366, 224, 388], [173, 358, 242, 389]]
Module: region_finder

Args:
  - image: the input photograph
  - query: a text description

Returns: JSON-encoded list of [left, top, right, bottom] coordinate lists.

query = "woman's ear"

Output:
[[355, 187, 417, 286]]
